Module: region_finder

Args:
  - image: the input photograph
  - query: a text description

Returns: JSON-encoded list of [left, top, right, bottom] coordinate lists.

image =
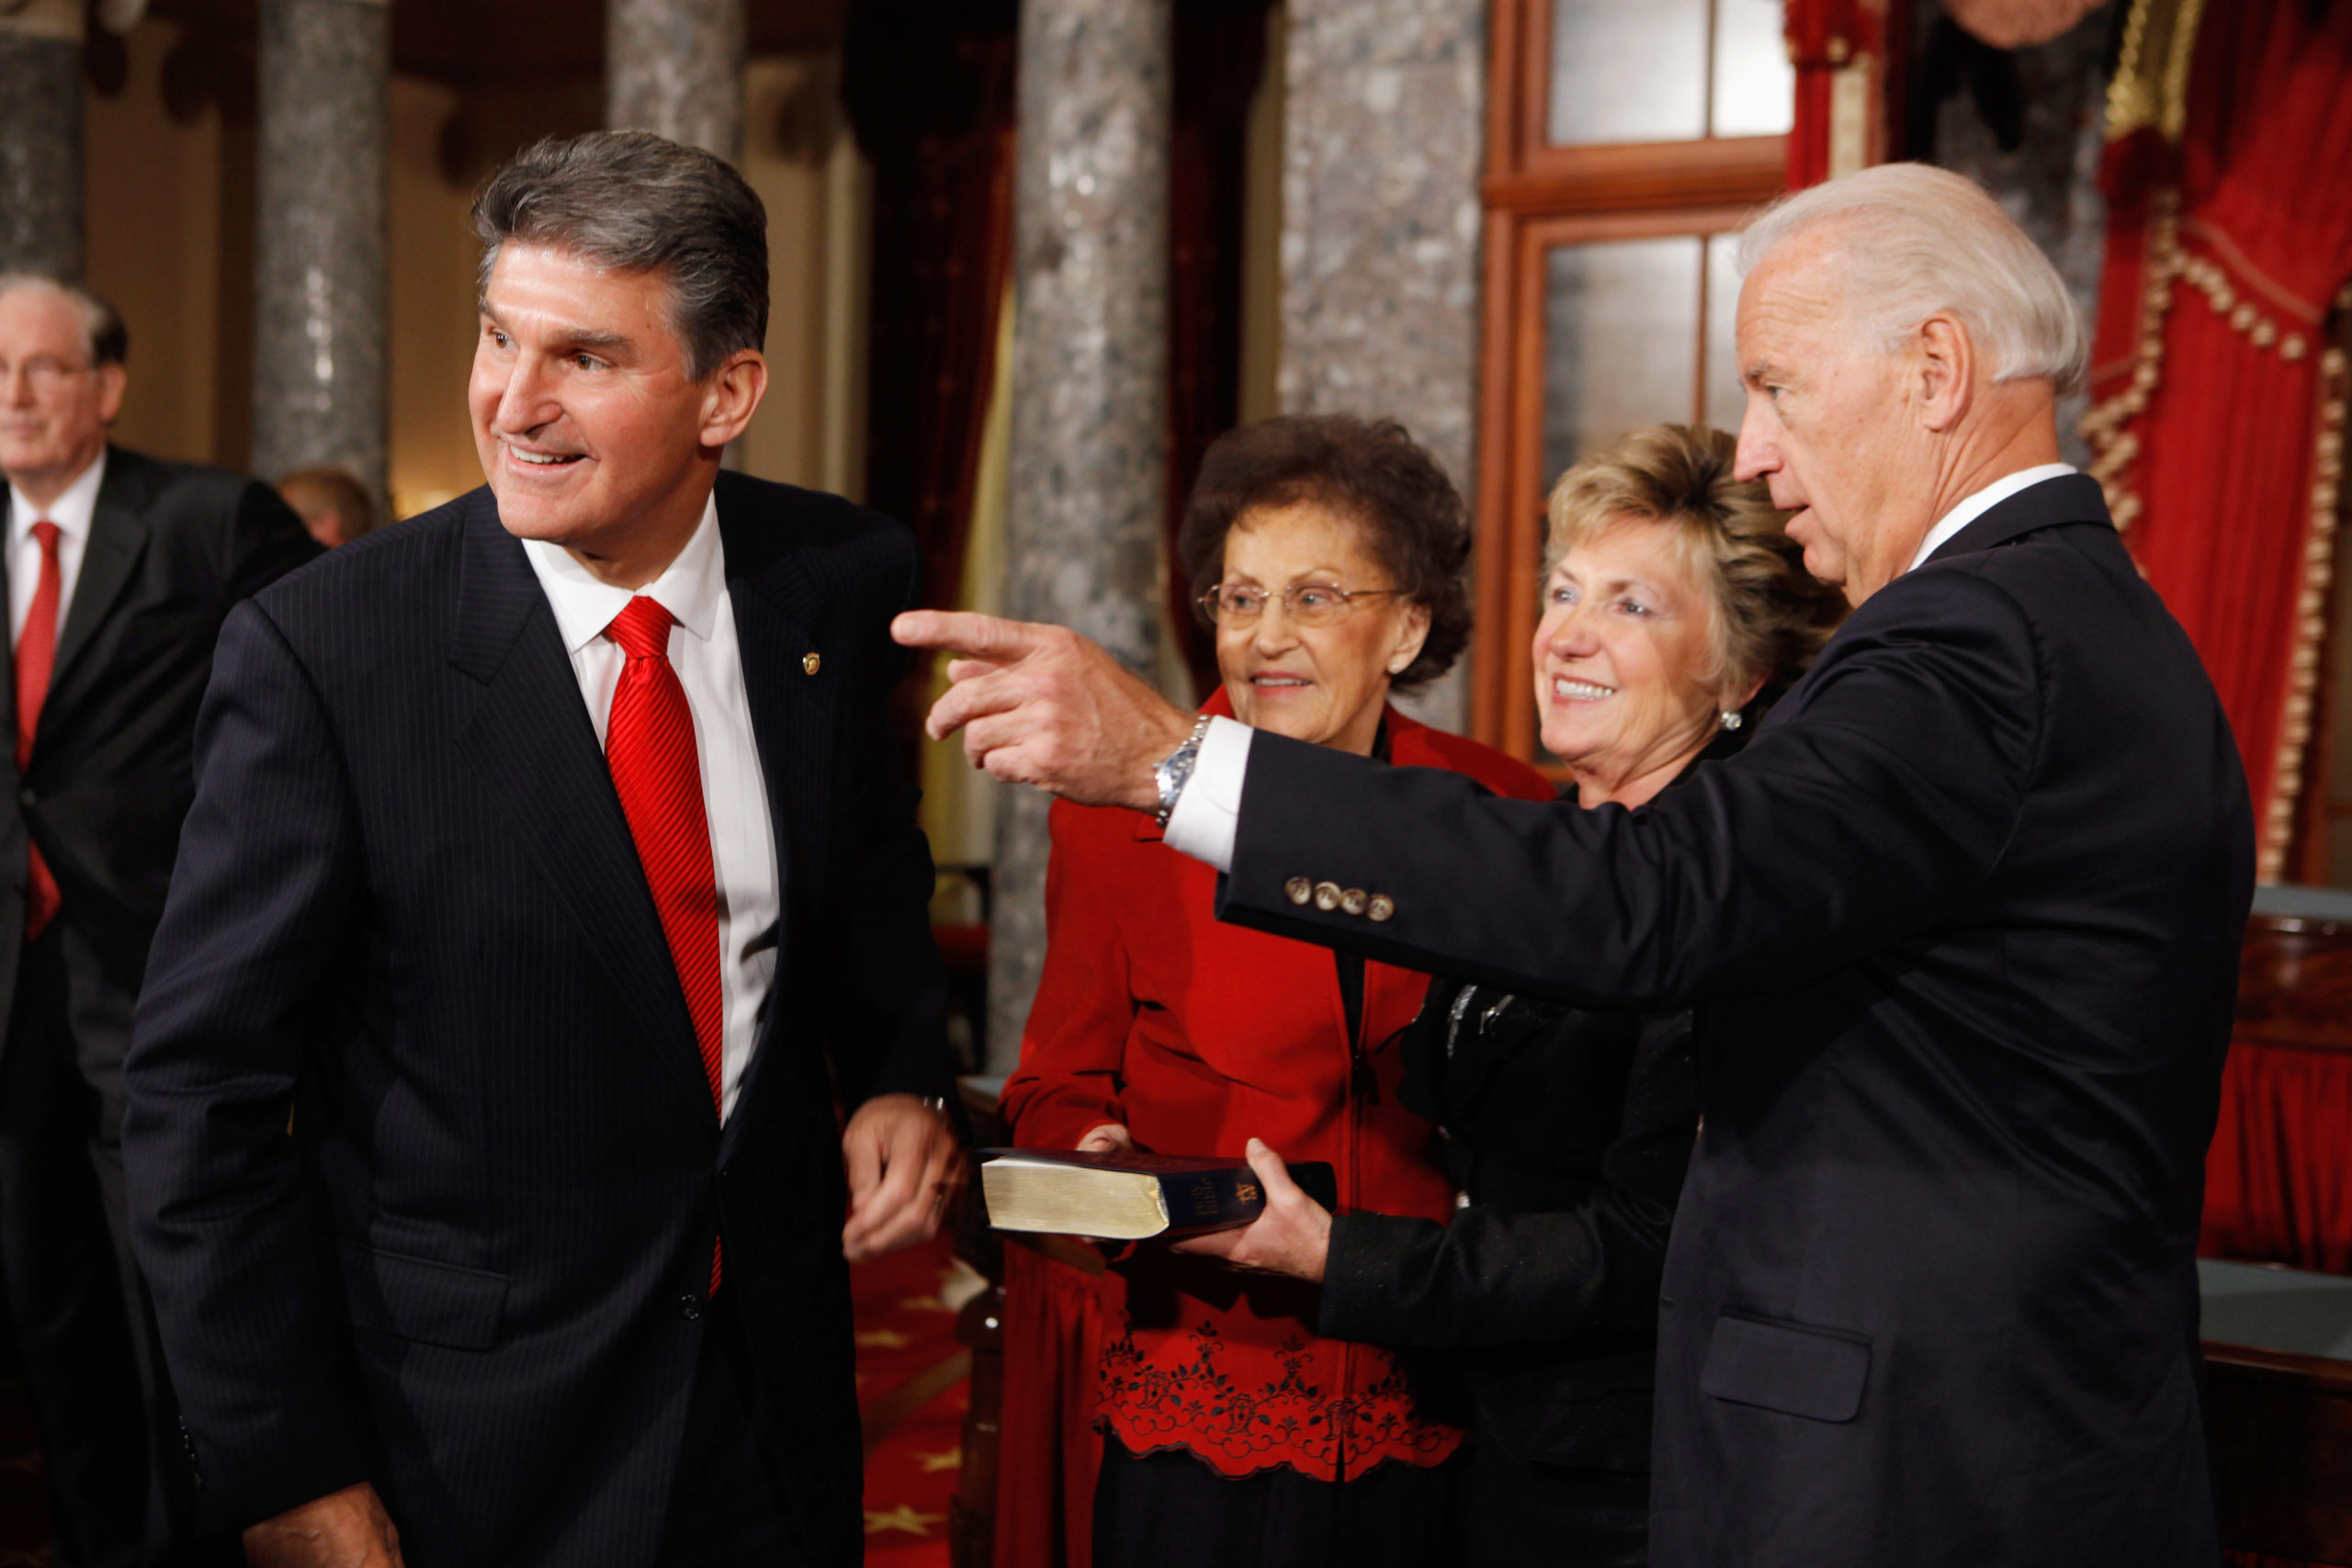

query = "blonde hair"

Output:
[[1546, 423, 1846, 700], [1736, 163, 2087, 394]]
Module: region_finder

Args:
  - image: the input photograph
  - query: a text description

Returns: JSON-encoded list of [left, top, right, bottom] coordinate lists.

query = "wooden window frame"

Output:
[[1471, 0, 1787, 764]]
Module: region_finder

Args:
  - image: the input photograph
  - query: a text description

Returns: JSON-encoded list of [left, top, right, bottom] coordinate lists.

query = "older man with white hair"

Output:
[[0, 274, 315, 1563], [898, 163, 2254, 1565]]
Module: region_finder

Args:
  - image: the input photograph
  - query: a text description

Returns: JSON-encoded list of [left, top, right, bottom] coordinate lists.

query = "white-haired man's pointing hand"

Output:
[[893, 610, 1193, 812]]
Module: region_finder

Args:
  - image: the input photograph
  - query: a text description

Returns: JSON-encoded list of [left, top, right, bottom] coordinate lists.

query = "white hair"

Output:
[[1736, 164, 2087, 395]]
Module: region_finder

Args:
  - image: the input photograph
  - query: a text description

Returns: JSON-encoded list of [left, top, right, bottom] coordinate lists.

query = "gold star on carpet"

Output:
[[855, 1327, 912, 1349], [913, 1446, 962, 1473], [865, 1504, 945, 1537]]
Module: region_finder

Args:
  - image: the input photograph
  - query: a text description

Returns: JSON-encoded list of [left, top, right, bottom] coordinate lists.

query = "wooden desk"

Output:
[[2201, 1258, 2352, 1565]]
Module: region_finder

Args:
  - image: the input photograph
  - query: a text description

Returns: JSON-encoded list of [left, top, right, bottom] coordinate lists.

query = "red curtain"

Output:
[[1783, 0, 1907, 188], [992, 1244, 1107, 1568], [2201, 1040, 2352, 1275], [2084, 0, 2352, 878], [842, 1, 1019, 626], [1165, 1, 1272, 700]]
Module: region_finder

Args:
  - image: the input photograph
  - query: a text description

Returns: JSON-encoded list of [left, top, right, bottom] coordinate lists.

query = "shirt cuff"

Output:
[[1161, 716, 1251, 873]]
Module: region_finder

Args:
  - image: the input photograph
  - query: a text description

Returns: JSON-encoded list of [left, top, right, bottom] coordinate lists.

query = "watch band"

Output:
[[1154, 715, 1216, 830]]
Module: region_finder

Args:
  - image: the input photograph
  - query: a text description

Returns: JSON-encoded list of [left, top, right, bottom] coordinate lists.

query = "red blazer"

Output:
[[1002, 692, 1552, 1481]]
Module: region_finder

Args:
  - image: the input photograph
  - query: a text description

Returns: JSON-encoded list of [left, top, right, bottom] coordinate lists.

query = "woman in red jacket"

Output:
[[999, 414, 1551, 1568]]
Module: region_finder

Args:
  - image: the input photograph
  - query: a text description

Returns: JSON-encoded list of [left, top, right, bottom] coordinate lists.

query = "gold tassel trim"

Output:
[[2260, 342, 2348, 883]]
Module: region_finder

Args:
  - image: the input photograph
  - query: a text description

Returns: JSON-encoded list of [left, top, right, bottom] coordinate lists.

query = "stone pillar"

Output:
[[253, 0, 389, 509], [988, 0, 1172, 1073], [0, 0, 85, 279], [1280, 0, 1486, 732], [607, 0, 748, 161]]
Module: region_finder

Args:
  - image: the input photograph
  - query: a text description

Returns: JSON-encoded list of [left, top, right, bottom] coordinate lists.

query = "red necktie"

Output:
[[602, 597, 725, 1292], [16, 521, 62, 941]]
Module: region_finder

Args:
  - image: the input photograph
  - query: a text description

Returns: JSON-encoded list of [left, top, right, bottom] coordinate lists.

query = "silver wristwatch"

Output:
[[1154, 715, 1216, 830]]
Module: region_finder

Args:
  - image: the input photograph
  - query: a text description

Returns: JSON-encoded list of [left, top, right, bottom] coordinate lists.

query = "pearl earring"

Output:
[[1719, 710, 1743, 731]]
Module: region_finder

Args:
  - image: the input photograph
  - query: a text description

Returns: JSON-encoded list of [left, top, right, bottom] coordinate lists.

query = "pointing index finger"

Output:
[[891, 610, 1043, 661]]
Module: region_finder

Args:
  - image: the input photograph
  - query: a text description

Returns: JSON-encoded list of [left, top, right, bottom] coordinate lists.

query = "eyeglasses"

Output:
[[0, 357, 96, 396], [1198, 582, 1406, 628]]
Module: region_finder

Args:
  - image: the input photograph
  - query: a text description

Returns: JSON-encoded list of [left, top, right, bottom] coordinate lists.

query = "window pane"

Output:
[[1703, 234, 1747, 437], [1542, 237, 1703, 488], [1712, 0, 1795, 136], [1549, 0, 1708, 146]]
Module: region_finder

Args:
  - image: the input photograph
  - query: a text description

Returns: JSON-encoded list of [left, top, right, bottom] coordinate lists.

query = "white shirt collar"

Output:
[[7, 447, 107, 547], [521, 491, 726, 655], [1905, 463, 2077, 573]]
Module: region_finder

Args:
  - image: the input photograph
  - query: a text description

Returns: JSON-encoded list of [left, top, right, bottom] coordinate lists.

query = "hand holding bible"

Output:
[[891, 611, 1193, 811], [1170, 1139, 1334, 1283]]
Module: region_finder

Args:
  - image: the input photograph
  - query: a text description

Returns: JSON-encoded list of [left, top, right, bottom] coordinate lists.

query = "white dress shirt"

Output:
[[6, 448, 105, 645], [1905, 463, 2076, 572], [1168, 465, 2089, 875], [522, 495, 779, 1121]]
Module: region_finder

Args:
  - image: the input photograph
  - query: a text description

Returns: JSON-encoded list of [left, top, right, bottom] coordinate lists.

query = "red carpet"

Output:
[[854, 1231, 980, 1567]]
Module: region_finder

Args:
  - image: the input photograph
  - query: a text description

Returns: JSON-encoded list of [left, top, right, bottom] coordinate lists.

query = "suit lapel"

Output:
[[445, 493, 716, 1125], [717, 482, 836, 1150], [48, 447, 153, 703]]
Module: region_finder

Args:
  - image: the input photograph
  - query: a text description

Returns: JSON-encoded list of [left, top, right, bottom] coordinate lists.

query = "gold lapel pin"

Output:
[[802, 651, 821, 676]]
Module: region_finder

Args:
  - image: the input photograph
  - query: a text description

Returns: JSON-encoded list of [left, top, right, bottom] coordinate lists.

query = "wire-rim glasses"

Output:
[[1198, 582, 1407, 628]]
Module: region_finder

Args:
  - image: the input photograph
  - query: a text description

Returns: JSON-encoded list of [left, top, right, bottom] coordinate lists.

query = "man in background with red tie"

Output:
[[122, 132, 962, 1568], [0, 274, 316, 1567]]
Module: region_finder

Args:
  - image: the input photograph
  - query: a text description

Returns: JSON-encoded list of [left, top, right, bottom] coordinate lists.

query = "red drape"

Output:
[[843, 1, 1019, 626], [1783, 0, 1906, 188], [1164, 1, 1271, 701], [2083, 0, 2352, 877], [992, 1244, 1107, 1568], [2201, 1040, 2352, 1275]]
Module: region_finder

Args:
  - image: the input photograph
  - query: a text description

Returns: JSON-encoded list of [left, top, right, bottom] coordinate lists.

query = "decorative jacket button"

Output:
[[1366, 894, 1396, 923], [1284, 877, 1313, 906], [1340, 888, 1368, 917], [803, 651, 821, 675], [679, 1294, 703, 1321], [1312, 881, 1342, 911]]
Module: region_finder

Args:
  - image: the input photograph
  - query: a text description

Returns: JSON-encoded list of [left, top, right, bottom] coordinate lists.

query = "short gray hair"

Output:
[[0, 273, 129, 367], [1737, 164, 2086, 395], [470, 130, 767, 382]]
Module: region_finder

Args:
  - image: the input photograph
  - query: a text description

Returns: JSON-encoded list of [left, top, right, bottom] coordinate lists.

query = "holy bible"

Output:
[[977, 1148, 1339, 1240]]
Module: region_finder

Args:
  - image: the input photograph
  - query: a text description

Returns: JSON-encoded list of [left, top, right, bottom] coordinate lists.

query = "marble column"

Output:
[[1280, 0, 1486, 732], [0, 0, 85, 279], [606, 0, 747, 162], [253, 0, 389, 510], [988, 0, 1172, 1073]]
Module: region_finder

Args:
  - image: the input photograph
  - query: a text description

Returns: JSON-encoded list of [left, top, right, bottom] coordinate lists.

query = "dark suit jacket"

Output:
[[0, 446, 316, 1118], [123, 472, 954, 1565], [1213, 477, 2253, 1568], [1321, 984, 1696, 1480]]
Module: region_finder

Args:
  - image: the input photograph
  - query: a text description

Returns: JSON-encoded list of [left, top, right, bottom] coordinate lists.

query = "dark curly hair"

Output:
[[1176, 414, 1472, 693]]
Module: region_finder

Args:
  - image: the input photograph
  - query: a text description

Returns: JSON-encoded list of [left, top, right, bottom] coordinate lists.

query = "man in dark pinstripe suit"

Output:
[[123, 132, 961, 1568]]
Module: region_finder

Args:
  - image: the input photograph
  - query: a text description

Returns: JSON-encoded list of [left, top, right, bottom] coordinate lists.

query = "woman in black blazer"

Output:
[[1188, 423, 1842, 1563]]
